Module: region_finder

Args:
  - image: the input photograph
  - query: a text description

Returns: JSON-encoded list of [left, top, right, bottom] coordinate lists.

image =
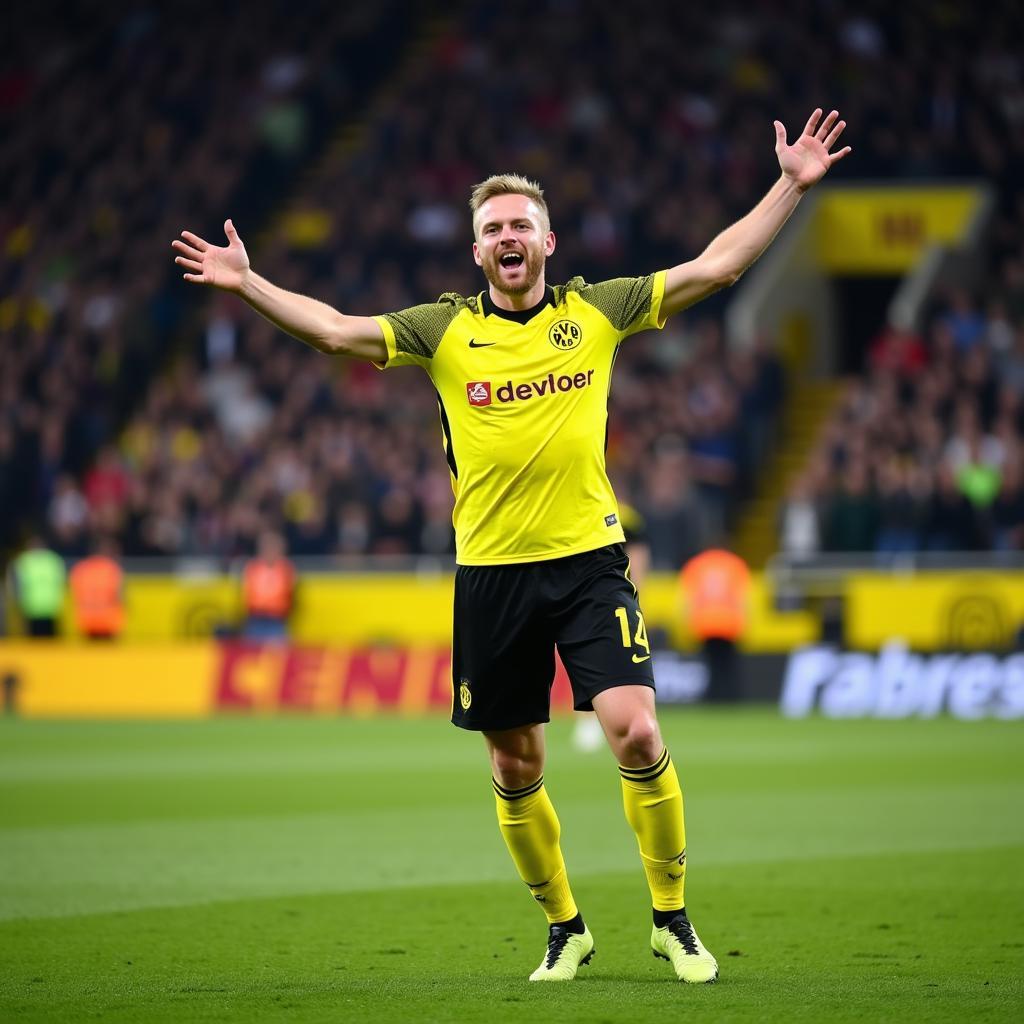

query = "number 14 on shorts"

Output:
[[615, 606, 651, 663]]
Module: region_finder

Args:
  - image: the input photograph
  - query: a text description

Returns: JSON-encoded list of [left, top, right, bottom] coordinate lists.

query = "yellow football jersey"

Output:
[[373, 272, 667, 565]]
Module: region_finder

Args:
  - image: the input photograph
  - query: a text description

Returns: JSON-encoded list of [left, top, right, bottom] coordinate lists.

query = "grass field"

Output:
[[1, 709, 1022, 1023]]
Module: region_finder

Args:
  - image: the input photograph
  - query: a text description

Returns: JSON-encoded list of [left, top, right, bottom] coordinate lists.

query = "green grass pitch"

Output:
[[1, 709, 1022, 1023]]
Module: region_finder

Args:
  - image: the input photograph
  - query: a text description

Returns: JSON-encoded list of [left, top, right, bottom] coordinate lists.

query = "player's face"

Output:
[[472, 194, 555, 296]]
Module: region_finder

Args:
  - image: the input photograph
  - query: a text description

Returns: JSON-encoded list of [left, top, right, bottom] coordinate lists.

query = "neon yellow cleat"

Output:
[[528, 924, 596, 982], [651, 910, 719, 983]]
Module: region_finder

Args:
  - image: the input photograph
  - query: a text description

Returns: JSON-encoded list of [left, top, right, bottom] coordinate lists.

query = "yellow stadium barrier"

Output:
[[846, 572, 1024, 652], [14, 571, 818, 652]]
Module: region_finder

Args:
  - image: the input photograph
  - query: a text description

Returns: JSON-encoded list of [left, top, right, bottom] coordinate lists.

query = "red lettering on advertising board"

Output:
[[212, 643, 542, 715], [426, 649, 454, 709], [216, 643, 270, 709], [342, 648, 408, 709], [278, 646, 328, 710]]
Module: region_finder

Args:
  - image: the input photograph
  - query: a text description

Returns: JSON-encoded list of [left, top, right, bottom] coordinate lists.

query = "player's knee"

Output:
[[615, 715, 662, 767], [490, 747, 544, 789]]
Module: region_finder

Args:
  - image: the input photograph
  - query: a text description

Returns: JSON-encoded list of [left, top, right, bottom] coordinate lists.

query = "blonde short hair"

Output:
[[469, 173, 550, 234]]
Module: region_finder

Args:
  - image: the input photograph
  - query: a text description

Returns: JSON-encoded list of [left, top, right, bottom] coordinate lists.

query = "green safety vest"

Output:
[[12, 549, 67, 618]]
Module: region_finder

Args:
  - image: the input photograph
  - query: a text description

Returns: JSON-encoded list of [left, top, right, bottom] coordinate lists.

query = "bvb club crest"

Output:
[[459, 679, 472, 710], [548, 319, 582, 350]]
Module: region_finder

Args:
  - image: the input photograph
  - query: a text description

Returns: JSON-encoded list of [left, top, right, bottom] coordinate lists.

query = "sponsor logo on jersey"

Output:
[[465, 370, 595, 407], [548, 319, 582, 350], [468, 338, 496, 348], [604, 513, 618, 527]]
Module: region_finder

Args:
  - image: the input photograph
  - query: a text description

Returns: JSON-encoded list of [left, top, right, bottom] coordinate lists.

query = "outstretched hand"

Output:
[[774, 109, 851, 192], [171, 219, 250, 292]]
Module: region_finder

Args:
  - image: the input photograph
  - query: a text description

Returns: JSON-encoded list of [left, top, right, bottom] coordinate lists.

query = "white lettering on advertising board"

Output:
[[780, 641, 1024, 719]]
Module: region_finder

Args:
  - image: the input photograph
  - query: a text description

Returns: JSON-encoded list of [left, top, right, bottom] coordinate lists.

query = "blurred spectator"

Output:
[[733, 335, 786, 479], [824, 461, 878, 552], [999, 328, 1024, 396], [869, 323, 927, 377], [924, 464, 984, 552], [8, 536, 66, 637], [83, 445, 129, 517], [242, 531, 296, 641], [778, 470, 822, 559], [69, 539, 125, 640], [939, 289, 987, 353], [990, 454, 1024, 552], [874, 460, 923, 555], [638, 441, 708, 570], [48, 475, 90, 557], [955, 437, 1002, 510], [680, 549, 751, 703]]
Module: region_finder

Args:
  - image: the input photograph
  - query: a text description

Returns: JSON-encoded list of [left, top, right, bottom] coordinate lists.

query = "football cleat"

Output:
[[528, 923, 595, 982], [651, 910, 718, 983]]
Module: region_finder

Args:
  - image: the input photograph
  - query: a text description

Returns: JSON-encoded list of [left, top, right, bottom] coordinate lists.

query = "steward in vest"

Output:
[[680, 549, 751, 702], [10, 537, 66, 637], [69, 541, 126, 640], [242, 531, 295, 640]]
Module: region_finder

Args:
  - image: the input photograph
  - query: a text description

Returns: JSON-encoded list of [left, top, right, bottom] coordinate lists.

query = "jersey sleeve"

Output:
[[576, 271, 668, 341], [371, 301, 460, 369]]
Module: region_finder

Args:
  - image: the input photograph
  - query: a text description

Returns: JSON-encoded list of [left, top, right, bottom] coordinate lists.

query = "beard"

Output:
[[482, 245, 545, 296]]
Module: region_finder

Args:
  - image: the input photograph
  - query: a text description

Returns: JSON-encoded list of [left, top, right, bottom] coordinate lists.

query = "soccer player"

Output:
[[172, 108, 849, 983]]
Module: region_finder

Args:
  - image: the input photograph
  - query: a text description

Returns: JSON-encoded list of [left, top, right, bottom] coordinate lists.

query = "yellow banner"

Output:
[[816, 187, 982, 273], [15, 572, 816, 653], [846, 573, 1024, 651], [2, 643, 215, 717], [17, 569, 1021, 654], [0, 641, 552, 718]]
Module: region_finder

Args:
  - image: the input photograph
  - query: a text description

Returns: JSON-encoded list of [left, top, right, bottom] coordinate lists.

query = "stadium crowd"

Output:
[[3, 1, 1023, 568], [780, 283, 1024, 557], [0, 0, 411, 553]]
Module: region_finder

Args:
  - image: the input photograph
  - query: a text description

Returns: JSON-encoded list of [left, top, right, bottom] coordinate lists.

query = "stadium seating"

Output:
[[0, 0, 414, 554], [3, 1, 1022, 566]]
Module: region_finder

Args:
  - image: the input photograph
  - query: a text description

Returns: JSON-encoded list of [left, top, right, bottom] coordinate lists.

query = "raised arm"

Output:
[[171, 220, 387, 362], [661, 108, 850, 319]]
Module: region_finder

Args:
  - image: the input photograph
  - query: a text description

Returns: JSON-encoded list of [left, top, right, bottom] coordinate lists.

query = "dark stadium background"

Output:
[[1, 2, 1022, 1021]]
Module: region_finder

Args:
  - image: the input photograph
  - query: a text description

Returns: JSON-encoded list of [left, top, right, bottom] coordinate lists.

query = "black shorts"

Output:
[[451, 543, 656, 731]]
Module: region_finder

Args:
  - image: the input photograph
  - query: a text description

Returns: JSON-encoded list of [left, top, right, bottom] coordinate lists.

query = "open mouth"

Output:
[[499, 251, 525, 271]]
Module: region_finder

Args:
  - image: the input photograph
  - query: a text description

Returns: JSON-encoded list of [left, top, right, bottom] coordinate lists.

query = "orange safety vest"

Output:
[[69, 555, 125, 636], [242, 558, 295, 618], [680, 549, 750, 641]]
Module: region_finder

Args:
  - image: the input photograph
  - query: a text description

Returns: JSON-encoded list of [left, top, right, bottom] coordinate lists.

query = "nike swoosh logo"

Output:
[[468, 339, 496, 348], [632, 654, 651, 664]]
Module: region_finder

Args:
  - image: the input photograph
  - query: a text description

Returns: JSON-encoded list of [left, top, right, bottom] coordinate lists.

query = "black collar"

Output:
[[481, 285, 555, 324]]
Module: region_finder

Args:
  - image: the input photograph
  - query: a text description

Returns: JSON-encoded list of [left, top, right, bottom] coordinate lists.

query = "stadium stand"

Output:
[[781, 283, 1024, 558], [0, 0, 416, 555], [2, 0, 1022, 569]]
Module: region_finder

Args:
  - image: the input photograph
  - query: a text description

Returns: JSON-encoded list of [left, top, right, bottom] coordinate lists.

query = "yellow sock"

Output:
[[619, 748, 686, 911], [493, 776, 578, 924]]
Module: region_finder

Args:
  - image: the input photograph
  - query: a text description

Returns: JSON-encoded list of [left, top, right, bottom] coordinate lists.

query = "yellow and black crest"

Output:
[[547, 319, 582, 350], [459, 678, 472, 710]]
